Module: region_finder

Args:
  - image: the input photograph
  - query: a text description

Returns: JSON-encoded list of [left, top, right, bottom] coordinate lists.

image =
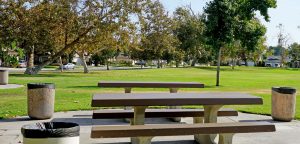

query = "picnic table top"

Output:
[[98, 81, 204, 88], [92, 92, 262, 107]]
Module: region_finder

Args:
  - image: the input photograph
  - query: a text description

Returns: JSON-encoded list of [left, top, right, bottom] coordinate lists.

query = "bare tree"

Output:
[[276, 23, 290, 67]]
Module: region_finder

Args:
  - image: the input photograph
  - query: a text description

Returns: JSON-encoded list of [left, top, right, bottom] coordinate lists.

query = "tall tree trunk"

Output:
[[216, 47, 222, 86], [241, 52, 248, 66], [157, 59, 161, 68], [24, 46, 35, 74], [244, 59, 248, 66], [78, 51, 89, 73], [59, 56, 63, 72], [191, 57, 197, 67], [25, 59, 52, 75], [176, 61, 179, 68], [106, 60, 109, 70], [231, 58, 235, 70]]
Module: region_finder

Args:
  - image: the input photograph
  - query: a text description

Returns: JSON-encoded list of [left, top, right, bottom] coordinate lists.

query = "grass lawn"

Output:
[[0, 66, 299, 119]]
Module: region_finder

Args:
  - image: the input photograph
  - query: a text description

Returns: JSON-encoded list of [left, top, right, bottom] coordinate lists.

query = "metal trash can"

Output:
[[21, 122, 80, 144], [27, 83, 55, 119], [0, 69, 8, 85], [272, 87, 297, 122]]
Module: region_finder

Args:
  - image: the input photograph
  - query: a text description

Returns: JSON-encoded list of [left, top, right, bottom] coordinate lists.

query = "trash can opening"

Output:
[[22, 122, 80, 138], [272, 87, 296, 94], [27, 83, 55, 89]]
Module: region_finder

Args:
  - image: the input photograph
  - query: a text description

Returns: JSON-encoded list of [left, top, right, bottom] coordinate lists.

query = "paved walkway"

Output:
[[0, 110, 299, 144], [0, 84, 23, 89]]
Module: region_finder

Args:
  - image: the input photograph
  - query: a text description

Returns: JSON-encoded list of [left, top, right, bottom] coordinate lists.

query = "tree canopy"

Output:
[[0, 0, 152, 74], [204, 0, 277, 86]]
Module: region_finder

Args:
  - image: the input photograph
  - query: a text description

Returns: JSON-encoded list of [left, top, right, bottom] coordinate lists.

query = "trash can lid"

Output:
[[21, 122, 79, 138], [27, 83, 55, 89], [272, 87, 296, 94]]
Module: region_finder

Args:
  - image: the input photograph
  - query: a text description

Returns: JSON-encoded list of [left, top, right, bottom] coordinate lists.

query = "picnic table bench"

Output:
[[98, 81, 207, 122], [93, 108, 238, 120], [98, 81, 205, 93], [91, 92, 275, 144]]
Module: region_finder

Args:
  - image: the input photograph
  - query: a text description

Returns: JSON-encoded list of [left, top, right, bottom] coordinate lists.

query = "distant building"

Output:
[[264, 56, 281, 67], [264, 56, 291, 67]]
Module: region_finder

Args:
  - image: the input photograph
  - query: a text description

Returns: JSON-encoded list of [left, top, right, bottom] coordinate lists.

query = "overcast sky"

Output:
[[160, 0, 300, 47]]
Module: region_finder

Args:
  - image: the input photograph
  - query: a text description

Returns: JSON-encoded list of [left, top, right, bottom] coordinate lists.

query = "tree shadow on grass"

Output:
[[193, 66, 241, 71], [239, 119, 287, 124], [0, 117, 32, 122], [51, 117, 182, 126], [68, 86, 99, 89]]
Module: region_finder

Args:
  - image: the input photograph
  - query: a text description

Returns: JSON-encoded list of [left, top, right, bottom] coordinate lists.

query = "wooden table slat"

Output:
[[92, 93, 262, 107], [98, 81, 204, 88]]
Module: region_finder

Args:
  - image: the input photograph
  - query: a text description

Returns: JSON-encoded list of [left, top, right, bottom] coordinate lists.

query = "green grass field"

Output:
[[1, 66, 299, 119]]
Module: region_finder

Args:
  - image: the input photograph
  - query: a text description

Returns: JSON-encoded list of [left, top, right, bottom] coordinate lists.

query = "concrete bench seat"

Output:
[[91, 122, 276, 144], [98, 81, 205, 89], [92, 108, 238, 119]]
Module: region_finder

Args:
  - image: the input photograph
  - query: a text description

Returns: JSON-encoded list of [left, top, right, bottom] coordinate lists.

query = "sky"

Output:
[[160, 0, 300, 47]]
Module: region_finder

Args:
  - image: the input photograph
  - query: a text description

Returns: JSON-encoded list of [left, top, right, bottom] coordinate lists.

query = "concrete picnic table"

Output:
[[92, 92, 263, 143]]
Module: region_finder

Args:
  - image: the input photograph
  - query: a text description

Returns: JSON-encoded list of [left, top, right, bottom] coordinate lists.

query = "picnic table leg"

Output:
[[131, 106, 152, 144], [219, 133, 234, 144], [169, 88, 181, 122], [194, 105, 223, 144], [125, 87, 132, 93], [124, 88, 132, 122]]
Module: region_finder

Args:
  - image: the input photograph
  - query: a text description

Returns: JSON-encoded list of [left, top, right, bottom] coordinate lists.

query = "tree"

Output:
[[222, 40, 242, 69], [139, 1, 178, 68], [248, 37, 269, 66], [289, 43, 300, 67], [204, 0, 276, 86], [0, 0, 151, 74], [0, 41, 24, 67], [173, 6, 208, 67], [276, 24, 290, 67]]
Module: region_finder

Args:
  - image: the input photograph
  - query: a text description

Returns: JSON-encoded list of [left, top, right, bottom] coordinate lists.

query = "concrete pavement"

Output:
[[0, 84, 24, 89], [0, 110, 299, 144]]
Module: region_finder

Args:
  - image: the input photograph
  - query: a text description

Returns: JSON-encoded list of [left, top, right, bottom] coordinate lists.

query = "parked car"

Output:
[[135, 61, 146, 66], [18, 60, 27, 68], [60, 63, 75, 69]]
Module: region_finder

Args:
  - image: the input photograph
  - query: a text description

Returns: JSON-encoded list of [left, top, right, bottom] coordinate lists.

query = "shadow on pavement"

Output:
[[239, 119, 290, 124], [51, 117, 185, 126], [0, 117, 33, 122], [97, 140, 197, 144]]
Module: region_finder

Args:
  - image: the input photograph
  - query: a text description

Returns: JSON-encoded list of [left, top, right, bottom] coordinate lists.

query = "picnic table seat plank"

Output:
[[98, 81, 204, 88], [92, 108, 238, 119], [91, 122, 275, 144], [91, 122, 275, 138], [92, 93, 263, 107]]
